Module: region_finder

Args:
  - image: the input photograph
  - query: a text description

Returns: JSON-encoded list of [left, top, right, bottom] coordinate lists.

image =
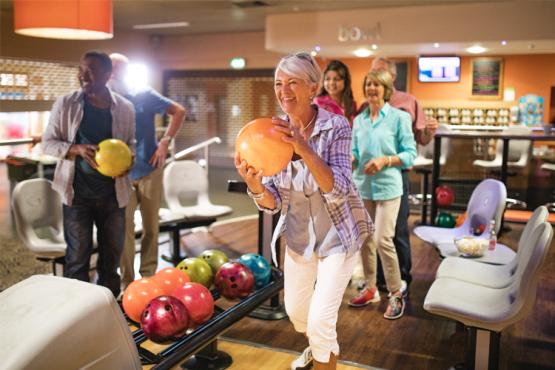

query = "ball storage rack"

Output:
[[126, 268, 284, 370]]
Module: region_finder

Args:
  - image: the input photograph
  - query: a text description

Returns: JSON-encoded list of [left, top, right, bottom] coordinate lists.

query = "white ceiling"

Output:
[[2, 0, 554, 57]]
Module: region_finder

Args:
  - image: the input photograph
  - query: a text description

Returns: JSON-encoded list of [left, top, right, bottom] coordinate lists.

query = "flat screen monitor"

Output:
[[418, 56, 460, 82]]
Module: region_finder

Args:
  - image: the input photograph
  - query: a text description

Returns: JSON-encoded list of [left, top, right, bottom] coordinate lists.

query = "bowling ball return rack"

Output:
[[129, 268, 284, 370]]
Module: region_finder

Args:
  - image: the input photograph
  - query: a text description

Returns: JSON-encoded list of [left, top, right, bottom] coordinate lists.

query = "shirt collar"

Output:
[[74, 87, 117, 107], [362, 102, 390, 120]]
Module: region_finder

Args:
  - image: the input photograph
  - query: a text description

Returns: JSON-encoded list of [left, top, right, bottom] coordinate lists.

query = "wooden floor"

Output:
[[1, 161, 554, 370], [177, 217, 555, 370], [141, 336, 378, 370]]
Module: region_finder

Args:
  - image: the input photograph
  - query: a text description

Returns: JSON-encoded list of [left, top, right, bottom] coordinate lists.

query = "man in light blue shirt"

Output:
[[109, 53, 186, 288]]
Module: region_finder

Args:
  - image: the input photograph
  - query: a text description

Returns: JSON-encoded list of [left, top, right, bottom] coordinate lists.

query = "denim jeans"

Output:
[[377, 170, 412, 286], [63, 195, 125, 297]]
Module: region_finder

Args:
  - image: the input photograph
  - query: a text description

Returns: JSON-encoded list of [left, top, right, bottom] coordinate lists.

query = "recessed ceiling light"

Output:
[[354, 48, 372, 57], [371, 44, 378, 50], [230, 57, 246, 70], [467, 45, 487, 54], [133, 21, 189, 30], [314, 45, 321, 52], [501, 40, 507, 46], [433, 43, 440, 48]]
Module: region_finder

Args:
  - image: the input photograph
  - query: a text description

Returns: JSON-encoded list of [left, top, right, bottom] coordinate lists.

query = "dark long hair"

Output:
[[318, 60, 355, 119]]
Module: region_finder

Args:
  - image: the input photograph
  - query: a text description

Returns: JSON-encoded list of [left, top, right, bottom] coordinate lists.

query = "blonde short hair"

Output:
[[363, 70, 394, 102], [275, 52, 321, 90]]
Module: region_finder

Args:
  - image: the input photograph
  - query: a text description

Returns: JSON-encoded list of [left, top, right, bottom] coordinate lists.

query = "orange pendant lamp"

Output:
[[14, 0, 113, 40]]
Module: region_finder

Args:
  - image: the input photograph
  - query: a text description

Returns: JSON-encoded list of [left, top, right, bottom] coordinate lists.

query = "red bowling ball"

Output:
[[140, 295, 189, 343], [214, 261, 255, 300], [172, 282, 214, 327], [436, 185, 455, 207]]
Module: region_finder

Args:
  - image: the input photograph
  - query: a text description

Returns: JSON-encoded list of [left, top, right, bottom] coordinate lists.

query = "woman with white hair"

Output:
[[235, 52, 372, 370]]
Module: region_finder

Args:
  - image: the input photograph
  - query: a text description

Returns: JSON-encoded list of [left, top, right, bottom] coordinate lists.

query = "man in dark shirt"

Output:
[[42, 51, 135, 297]]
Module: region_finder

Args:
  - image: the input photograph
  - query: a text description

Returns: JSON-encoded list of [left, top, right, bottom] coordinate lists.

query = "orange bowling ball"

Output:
[[95, 138, 132, 177], [235, 118, 293, 176], [122, 278, 161, 323], [151, 267, 190, 296]]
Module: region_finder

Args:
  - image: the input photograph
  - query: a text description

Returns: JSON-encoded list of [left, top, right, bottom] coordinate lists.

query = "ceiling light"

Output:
[[230, 57, 246, 70], [354, 48, 372, 58], [466, 45, 487, 54], [14, 0, 113, 40], [433, 43, 440, 48], [314, 46, 321, 52], [133, 22, 189, 30], [501, 40, 507, 46], [371, 44, 378, 50]]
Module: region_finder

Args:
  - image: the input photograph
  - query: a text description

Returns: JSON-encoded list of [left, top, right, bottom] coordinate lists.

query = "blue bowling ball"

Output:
[[237, 253, 271, 289]]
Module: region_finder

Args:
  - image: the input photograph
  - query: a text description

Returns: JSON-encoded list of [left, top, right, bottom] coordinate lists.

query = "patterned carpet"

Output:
[[0, 231, 49, 292]]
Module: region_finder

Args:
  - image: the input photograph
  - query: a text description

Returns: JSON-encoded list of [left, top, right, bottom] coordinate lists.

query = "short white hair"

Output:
[[275, 52, 321, 89]]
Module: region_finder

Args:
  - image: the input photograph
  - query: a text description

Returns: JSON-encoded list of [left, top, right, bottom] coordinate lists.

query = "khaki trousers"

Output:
[[120, 166, 163, 287], [361, 197, 403, 293]]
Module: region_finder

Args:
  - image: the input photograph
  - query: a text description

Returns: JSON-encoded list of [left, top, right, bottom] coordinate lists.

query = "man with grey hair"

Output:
[[370, 56, 438, 295]]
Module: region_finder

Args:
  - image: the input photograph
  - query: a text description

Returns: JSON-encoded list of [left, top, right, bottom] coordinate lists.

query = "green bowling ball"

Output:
[[435, 212, 456, 228], [177, 257, 213, 288], [200, 249, 229, 274]]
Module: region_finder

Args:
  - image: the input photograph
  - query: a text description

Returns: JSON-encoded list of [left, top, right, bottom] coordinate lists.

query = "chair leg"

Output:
[[466, 327, 501, 370]]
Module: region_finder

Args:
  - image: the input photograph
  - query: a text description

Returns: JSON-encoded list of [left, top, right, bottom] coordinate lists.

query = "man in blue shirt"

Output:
[[109, 53, 186, 288]]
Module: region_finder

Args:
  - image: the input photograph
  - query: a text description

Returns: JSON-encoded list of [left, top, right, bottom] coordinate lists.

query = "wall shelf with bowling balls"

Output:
[[125, 268, 284, 369]]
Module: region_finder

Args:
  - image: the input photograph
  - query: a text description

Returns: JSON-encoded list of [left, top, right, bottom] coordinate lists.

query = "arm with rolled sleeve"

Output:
[[253, 176, 282, 215], [42, 97, 73, 159], [321, 119, 353, 201], [396, 111, 417, 169]]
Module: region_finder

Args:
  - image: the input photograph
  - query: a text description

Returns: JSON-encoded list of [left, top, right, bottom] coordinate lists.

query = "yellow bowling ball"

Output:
[[95, 139, 132, 177]]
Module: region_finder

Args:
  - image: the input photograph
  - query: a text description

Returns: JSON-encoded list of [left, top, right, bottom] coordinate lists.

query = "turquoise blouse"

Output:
[[352, 103, 416, 201]]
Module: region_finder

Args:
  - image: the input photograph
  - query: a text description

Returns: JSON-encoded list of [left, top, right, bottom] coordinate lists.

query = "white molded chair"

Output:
[[163, 160, 232, 219], [11, 178, 66, 274], [435, 206, 549, 288], [472, 125, 532, 169], [414, 179, 507, 246], [412, 123, 451, 168], [0, 275, 141, 370], [423, 222, 553, 370]]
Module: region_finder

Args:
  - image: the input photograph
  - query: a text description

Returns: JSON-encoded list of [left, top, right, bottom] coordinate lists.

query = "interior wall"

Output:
[[338, 54, 555, 122]]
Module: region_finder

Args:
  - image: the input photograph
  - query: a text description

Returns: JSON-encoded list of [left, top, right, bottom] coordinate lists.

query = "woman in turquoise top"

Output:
[[349, 70, 416, 320]]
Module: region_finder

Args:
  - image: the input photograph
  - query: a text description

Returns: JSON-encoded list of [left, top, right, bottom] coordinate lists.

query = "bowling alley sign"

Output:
[[338, 22, 382, 43]]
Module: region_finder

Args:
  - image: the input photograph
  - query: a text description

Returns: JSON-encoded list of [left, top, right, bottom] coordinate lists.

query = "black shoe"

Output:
[[376, 283, 388, 293]]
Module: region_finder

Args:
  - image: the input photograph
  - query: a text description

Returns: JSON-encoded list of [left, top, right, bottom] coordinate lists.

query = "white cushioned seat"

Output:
[[424, 222, 553, 370], [164, 160, 232, 219], [0, 275, 141, 370], [435, 206, 549, 287], [414, 179, 507, 245]]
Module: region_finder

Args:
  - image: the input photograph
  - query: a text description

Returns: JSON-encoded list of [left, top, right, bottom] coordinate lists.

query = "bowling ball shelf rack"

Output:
[[127, 268, 284, 370]]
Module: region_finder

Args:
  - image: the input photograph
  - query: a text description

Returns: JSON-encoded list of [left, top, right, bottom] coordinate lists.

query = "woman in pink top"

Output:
[[314, 60, 357, 126]]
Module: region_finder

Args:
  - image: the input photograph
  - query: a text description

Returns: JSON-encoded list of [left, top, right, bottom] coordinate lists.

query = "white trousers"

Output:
[[284, 248, 357, 363]]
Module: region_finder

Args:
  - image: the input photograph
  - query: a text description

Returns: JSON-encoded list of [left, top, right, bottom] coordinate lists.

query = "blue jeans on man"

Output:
[[63, 195, 125, 297], [377, 170, 412, 289]]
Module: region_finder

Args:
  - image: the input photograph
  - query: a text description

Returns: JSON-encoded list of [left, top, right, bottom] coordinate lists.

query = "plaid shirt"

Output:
[[255, 107, 374, 264]]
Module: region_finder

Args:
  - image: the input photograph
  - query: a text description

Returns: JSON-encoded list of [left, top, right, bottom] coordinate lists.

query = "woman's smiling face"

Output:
[[364, 78, 385, 104], [274, 69, 316, 115], [323, 70, 345, 98]]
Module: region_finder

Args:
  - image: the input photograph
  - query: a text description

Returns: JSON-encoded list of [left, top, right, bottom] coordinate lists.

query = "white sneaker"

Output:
[[388, 280, 408, 298], [291, 346, 313, 370]]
